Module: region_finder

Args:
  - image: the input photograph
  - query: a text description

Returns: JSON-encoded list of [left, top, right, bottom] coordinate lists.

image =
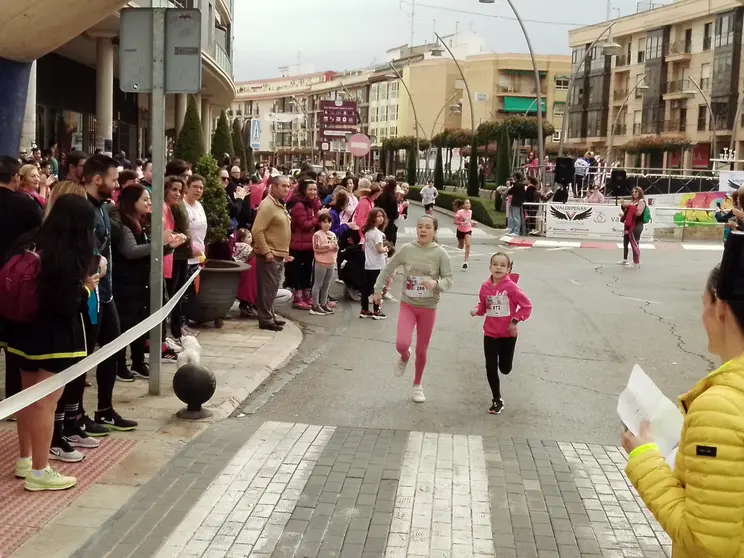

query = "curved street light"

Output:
[[425, 92, 462, 177], [388, 62, 421, 169], [686, 76, 717, 167], [557, 21, 617, 157], [605, 74, 648, 163]]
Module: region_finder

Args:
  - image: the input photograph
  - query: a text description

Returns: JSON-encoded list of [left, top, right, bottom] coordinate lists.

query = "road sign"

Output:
[[348, 134, 371, 158], [330, 140, 348, 153], [321, 142, 330, 151], [319, 100, 359, 139], [250, 119, 261, 150]]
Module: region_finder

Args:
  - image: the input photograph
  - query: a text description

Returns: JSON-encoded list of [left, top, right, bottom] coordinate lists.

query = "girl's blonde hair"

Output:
[[19, 164, 39, 186], [236, 228, 251, 243], [44, 180, 87, 220]]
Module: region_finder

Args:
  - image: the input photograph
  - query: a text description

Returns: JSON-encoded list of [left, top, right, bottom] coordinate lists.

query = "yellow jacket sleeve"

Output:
[[626, 391, 744, 557], [251, 203, 272, 256]]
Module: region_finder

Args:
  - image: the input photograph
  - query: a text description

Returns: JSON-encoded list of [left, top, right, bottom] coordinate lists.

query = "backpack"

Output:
[[0, 249, 41, 323], [642, 205, 652, 224]]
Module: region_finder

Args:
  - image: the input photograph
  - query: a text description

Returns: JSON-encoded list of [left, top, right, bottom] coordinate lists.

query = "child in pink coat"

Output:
[[471, 252, 532, 415]]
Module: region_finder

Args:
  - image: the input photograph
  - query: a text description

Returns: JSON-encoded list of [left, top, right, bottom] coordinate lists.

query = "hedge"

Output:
[[406, 186, 506, 229]]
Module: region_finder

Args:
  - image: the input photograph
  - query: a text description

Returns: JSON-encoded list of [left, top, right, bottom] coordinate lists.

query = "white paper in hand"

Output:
[[617, 365, 683, 468]]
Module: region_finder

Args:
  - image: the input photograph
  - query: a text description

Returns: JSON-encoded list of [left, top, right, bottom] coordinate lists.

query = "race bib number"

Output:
[[405, 276, 433, 298], [486, 294, 510, 317]]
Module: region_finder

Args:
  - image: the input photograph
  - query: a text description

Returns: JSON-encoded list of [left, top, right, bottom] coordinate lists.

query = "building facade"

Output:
[[567, 0, 744, 170], [19, 0, 236, 159]]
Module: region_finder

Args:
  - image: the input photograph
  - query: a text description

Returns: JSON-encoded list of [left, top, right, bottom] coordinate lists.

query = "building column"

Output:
[[662, 151, 668, 172], [175, 93, 187, 136], [623, 152, 632, 169], [20, 60, 37, 152], [683, 148, 692, 171], [0, 57, 32, 157], [96, 37, 114, 155], [201, 98, 211, 153]]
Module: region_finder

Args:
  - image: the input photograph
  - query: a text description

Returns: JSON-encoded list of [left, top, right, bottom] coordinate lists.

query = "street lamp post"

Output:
[[686, 76, 717, 167], [478, 1, 546, 183], [557, 21, 617, 158], [605, 74, 648, 163], [388, 62, 421, 181], [425, 92, 461, 177]]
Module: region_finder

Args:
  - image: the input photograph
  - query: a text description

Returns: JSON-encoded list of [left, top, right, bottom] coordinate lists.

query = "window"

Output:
[[390, 82, 399, 99], [715, 12, 735, 47], [701, 62, 711, 90], [713, 52, 733, 91], [698, 105, 707, 131], [552, 130, 561, 142], [588, 75, 604, 104], [389, 126, 398, 138], [553, 103, 565, 116], [589, 47, 605, 71], [555, 78, 569, 90], [371, 106, 378, 123], [380, 106, 388, 121], [379, 83, 388, 100], [389, 104, 398, 121], [379, 127, 388, 139], [571, 47, 585, 67], [635, 75, 645, 98], [637, 38, 646, 63], [703, 22, 712, 50], [645, 35, 663, 60], [587, 110, 602, 137]]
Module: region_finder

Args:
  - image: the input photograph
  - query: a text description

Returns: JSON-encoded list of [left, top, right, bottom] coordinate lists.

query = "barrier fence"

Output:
[[0, 268, 200, 421]]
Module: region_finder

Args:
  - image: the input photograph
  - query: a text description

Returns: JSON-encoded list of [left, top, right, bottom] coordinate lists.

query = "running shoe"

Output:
[[616, 260, 630, 266], [359, 310, 374, 319], [309, 306, 328, 316], [412, 385, 426, 403], [273, 318, 287, 326], [321, 305, 335, 314], [131, 362, 150, 378], [116, 367, 135, 383], [64, 423, 101, 449], [489, 399, 504, 415], [80, 414, 110, 437], [393, 357, 409, 377], [14, 457, 31, 479], [24, 466, 76, 492], [240, 305, 258, 319], [95, 409, 138, 432], [462, 262, 469, 270], [347, 288, 361, 302], [50, 438, 85, 463], [162, 348, 178, 363], [165, 337, 183, 353], [373, 311, 387, 320]]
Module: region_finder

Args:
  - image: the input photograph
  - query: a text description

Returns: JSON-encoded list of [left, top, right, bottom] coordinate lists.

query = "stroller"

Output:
[[337, 228, 365, 301]]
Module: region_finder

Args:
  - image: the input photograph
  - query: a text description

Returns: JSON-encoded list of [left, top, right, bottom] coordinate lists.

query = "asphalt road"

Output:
[[243, 206, 721, 446]]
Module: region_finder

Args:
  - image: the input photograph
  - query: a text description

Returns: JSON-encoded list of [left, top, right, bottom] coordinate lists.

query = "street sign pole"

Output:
[[148, 6, 166, 395]]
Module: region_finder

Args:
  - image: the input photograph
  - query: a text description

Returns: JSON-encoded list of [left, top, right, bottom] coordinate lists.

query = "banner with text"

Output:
[[545, 203, 655, 241]]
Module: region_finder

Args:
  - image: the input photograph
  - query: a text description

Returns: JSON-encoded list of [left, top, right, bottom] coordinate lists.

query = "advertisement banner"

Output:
[[319, 100, 358, 138], [546, 203, 655, 241]]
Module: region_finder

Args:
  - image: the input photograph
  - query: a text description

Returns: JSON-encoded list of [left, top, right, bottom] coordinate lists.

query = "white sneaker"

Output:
[[412, 385, 426, 403], [165, 337, 184, 353], [50, 439, 85, 463], [64, 433, 101, 449], [394, 356, 408, 377], [384, 292, 396, 301], [616, 260, 630, 266]]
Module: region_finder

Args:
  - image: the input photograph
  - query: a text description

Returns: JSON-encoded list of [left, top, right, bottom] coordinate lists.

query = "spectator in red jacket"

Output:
[[288, 177, 328, 309]]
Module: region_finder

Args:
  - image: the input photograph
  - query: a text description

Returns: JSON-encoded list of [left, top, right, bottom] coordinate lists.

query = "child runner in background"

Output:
[[420, 181, 438, 215], [311, 213, 338, 316], [454, 199, 474, 270], [374, 214, 453, 403], [234, 228, 258, 318], [361, 208, 389, 320], [471, 252, 532, 415]]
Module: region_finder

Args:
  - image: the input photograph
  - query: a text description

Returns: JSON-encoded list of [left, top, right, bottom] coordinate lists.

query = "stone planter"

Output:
[[187, 259, 249, 328]]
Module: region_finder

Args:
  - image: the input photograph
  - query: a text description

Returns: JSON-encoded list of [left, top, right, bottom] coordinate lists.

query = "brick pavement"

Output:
[[74, 418, 672, 558]]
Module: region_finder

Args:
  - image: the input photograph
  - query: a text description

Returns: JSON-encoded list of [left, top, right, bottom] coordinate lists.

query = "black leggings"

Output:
[[288, 249, 314, 291], [623, 223, 643, 263], [484, 335, 517, 401], [361, 269, 381, 312], [385, 223, 398, 246], [79, 300, 120, 413]]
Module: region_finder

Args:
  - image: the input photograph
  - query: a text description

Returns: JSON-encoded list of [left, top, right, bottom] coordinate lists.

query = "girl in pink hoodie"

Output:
[[471, 252, 532, 415]]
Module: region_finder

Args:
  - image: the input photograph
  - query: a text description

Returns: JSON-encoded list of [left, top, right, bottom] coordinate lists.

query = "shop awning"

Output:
[[503, 96, 547, 113]]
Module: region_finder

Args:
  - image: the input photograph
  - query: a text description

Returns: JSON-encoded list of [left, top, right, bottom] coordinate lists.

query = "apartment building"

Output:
[[567, 0, 744, 169]]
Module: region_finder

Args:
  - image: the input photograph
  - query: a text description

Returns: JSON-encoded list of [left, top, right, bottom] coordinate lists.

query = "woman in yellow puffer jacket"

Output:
[[622, 232, 744, 558]]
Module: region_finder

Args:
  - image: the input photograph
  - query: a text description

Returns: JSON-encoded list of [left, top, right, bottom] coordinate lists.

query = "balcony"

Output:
[[213, 42, 233, 78], [615, 54, 631, 70], [612, 124, 627, 136], [640, 121, 661, 134], [662, 79, 696, 100], [496, 85, 538, 96], [665, 40, 692, 62], [662, 119, 686, 133], [613, 89, 628, 103]]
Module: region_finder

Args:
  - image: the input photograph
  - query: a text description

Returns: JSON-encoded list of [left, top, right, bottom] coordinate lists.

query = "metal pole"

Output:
[[434, 33, 475, 185], [427, 91, 460, 177], [503, 0, 544, 184], [389, 62, 420, 178], [148, 6, 166, 395], [687, 76, 717, 166], [606, 74, 646, 163], [558, 22, 615, 157]]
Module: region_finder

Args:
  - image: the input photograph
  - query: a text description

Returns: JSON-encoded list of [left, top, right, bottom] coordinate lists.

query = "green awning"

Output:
[[503, 69, 548, 76], [503, 96, 547, 113]]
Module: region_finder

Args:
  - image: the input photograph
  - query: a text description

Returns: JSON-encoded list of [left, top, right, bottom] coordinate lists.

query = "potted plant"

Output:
[[187, 153, 248, 328]]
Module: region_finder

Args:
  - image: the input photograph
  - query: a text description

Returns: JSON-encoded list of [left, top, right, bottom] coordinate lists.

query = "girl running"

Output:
[[618, 187, 646, 269], [361, 208, 388, 320], [471, 253, 532, 414], [420, 181, 438, 215], [374, 215, 453, 403], [454, 199, 474, 270]]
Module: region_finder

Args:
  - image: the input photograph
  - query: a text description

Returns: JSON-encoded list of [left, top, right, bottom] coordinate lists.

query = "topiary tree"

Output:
[[495, 124, 511, 188], [467, 134, 479, 197], [194, 154, 230, 257], [434, 146, 444, 190], [407, 145, 417, 185], [174, 95, 205, 166], [231, 118, 247, 170], [244, 120, 255, 173], [211, 110, 234, 163]]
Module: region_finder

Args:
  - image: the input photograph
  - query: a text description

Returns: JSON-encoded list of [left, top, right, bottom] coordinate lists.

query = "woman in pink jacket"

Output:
[[354, 182, 382, 232], [289, 177, 325, 309], [471, 252, 532, 415]]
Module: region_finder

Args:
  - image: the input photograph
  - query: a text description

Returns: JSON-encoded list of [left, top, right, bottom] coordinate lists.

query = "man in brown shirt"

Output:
[[252, 175, 291, 331]]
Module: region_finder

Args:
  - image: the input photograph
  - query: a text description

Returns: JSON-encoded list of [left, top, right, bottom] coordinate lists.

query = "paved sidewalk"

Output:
[[1, 312, 302, 558], [75, 418, 672, 558]]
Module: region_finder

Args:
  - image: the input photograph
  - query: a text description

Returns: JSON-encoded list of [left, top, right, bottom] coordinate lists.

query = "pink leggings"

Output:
[[396, 302, 437, 385]]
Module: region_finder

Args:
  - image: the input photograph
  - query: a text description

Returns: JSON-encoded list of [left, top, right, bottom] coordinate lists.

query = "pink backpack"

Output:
[[0, 249, 41, 322]]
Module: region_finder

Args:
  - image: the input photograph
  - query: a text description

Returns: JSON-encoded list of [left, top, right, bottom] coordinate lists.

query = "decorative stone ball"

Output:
[[173, 363, 216, 409]]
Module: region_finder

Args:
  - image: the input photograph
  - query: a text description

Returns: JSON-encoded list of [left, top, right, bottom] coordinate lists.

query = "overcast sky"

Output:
[[232, 0, 652, 81]]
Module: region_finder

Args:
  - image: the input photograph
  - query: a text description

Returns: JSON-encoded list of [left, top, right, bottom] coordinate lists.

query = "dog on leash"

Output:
[[177, 335, 202, 367]]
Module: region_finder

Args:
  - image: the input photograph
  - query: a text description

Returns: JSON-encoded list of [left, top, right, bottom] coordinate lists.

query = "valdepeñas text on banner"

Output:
[[545, 203, 655, 241]]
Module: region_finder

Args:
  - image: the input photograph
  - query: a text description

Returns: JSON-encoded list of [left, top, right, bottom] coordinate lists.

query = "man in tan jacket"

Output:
[[252, 175, 291, 331]]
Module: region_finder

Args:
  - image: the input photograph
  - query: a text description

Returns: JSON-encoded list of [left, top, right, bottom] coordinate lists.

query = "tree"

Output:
[[467, 134, 479, 196], [173, 95, 205, 166], [495, 124, 511, 189], [379, 148, 388, 176], [407, 145, 417, 185], [231, 118, 247, 170], [211, 110, 234, 163], [194, 154, 230, 253], [434, 146, 444, 190]]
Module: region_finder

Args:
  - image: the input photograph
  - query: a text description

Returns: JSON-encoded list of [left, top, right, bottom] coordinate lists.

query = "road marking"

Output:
[[401, 228, 494, 238], [681, 244, 724, 251], [619, 295, 662, 304], [615, 243, 656, 250], [569, 279, 583, 286], [386, 431, 494, 557], [534, 239, 582, 249], [545, 247, 575, 251]]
